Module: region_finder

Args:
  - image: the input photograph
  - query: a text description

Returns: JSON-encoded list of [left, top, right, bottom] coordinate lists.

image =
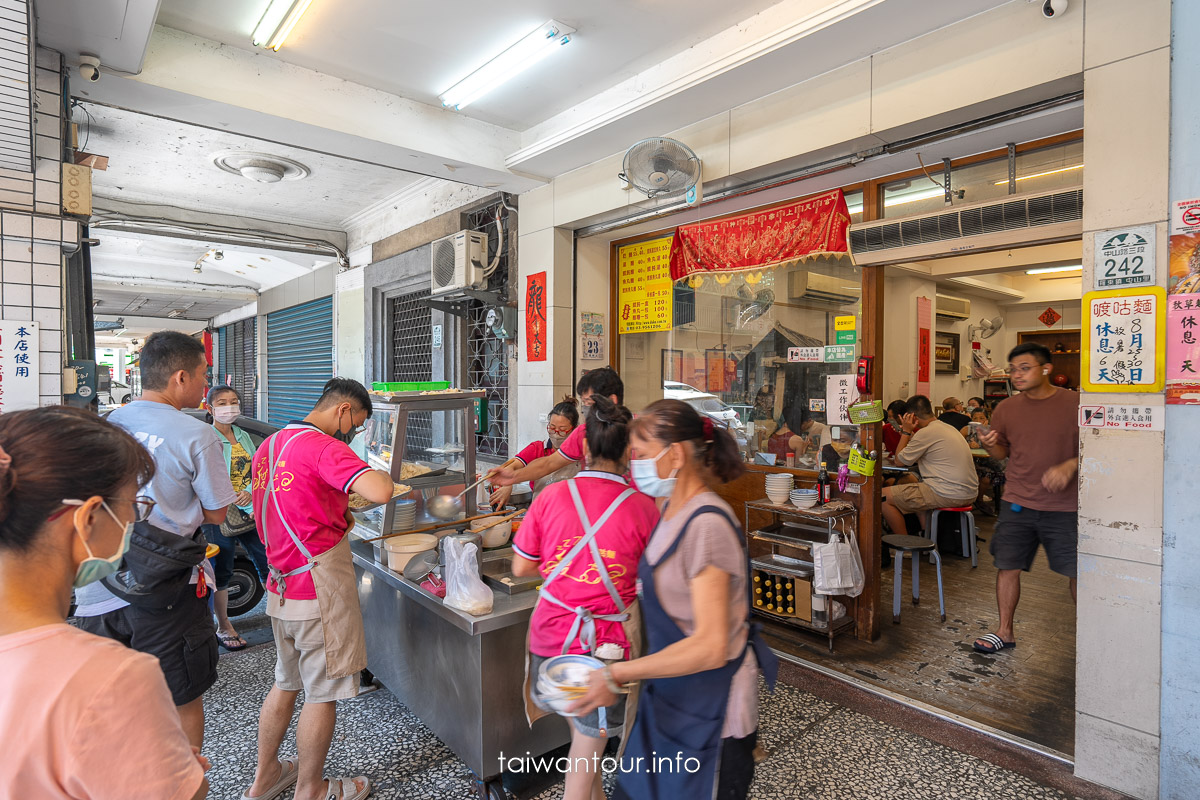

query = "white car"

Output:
[[99, 380, 132, 406], [662, 382, 745, 433]]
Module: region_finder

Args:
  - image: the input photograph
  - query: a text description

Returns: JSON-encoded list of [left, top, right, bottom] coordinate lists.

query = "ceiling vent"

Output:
[[213, 151, 310, 184], [848, 187, 1083, 266], [935, 294, 971, 320]]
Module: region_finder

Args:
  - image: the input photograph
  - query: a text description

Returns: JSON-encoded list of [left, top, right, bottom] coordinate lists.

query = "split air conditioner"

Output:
[[847, 186, 1083, 266], [430, 230, 488, 297], [935, 294, 971, 320], [788, 270, 859, 305]]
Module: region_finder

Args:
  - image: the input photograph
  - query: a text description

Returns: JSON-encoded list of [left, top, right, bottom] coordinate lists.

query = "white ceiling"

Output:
[[154, 0, 787, 131], [81, 103, 432, 229], [36, 0, 160, 73]]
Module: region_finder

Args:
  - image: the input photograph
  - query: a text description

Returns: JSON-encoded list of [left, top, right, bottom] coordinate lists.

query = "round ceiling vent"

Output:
[[212, 151, 310, 184]]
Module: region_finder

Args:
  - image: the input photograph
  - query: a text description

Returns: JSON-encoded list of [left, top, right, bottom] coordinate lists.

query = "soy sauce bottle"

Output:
[[817, 460, 831, 504]]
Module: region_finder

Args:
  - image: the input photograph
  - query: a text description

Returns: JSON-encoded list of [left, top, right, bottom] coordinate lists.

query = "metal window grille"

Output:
[[389, 289, 434, 454], [467, 301, 509, 458]]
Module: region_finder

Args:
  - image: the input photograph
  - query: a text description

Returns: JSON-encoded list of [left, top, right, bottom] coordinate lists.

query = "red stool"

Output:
[[927, 506, 978, 568]]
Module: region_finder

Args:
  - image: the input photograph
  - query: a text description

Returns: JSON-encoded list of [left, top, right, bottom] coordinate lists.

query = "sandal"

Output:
[[217, 630, 249, 651], [324, 776, 371, 800], [973, 633, 1016, 654], [240, 757, 299, 800]]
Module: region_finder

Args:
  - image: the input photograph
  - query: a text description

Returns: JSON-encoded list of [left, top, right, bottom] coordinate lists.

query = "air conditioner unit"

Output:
[[848, 186, 1083, 266], [430, 230, 488, 297], [788, 270, 859, 304], [935, 294, 971, 320]]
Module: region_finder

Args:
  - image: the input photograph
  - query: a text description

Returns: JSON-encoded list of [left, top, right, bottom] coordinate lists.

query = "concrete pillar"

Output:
[[515, 184, 575, 453], [1073, 2, 1171, 797]]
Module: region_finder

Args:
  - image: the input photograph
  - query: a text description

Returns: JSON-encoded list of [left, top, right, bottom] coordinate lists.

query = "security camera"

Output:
[[1038, 0, 1067, 18], [78, 54, 101, 83]]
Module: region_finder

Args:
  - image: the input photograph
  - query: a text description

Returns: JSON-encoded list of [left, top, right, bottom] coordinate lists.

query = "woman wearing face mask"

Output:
[[203, 385, 269, 651], [489, 397, 580, 509], [570, 399, 778, 800], [0, 406, 210, 799], [510, 396, 659, 800]]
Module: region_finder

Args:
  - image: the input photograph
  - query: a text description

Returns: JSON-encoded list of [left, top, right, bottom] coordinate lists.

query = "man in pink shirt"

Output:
[[246, 379, 394, 800], [492, 367, 624, 488]]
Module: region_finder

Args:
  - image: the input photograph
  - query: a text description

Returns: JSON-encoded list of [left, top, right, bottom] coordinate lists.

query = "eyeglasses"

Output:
[[57, 495, 156, 523], [1009, 363, 1041, 375], [547, 424, 572, 436]]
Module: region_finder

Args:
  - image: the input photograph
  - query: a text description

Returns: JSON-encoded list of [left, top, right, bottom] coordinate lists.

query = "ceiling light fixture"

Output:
[[883, 187, 947, 208], [993, 163, 1083, 185], [439, 20, 575, 110], [1026, 264, 1082, 275], [252, 0, 315, 51], [213, 151, 310, 184]]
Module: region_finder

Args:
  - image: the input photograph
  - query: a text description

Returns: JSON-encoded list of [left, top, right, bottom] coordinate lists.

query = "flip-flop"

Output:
[[240, 757, 299, 800], [973, 633, 1016, 654], [217, 631, 249, 651], [324, 776, 371, 800]]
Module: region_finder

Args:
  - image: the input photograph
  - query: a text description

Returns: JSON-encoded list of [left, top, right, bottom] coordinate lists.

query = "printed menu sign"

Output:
[[0, 321, 40, 412], [826, 374, 854, 425], [1081, 287, 1165, 393], [617, 236, 674, 334]]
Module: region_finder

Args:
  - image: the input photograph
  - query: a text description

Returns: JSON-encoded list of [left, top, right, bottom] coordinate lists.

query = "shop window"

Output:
[[620, 255, 861, 467], [881, 140, 1083, 218], [388, 289, 434, 453]]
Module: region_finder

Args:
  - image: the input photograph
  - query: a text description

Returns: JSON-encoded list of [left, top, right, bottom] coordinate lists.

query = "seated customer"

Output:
[[965, 406, 1005, 515], [789, 411, 832, 458], [882, 400, 908, 458], [881, 395, 978, 536], [939, 397, 972, 434]]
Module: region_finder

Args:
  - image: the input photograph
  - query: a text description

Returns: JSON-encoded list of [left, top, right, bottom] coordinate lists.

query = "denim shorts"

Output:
[[530, 653, 626, 739]]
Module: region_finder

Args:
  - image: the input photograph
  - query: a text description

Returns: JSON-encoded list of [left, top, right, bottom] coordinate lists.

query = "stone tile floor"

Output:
[[207, 604, 1081, 800]]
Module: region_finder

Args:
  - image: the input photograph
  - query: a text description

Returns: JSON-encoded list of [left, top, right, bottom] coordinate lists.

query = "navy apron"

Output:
[[616, 505, 778, 800]]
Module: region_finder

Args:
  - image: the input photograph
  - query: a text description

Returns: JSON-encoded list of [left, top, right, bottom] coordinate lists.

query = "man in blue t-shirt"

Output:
[[75, 331, 234, 749]]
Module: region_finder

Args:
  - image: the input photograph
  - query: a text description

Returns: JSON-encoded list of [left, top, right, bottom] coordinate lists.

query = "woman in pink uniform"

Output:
[[490, 396, 579, 508], [0, 407, 209, 800], [512, 396, 659, 800]]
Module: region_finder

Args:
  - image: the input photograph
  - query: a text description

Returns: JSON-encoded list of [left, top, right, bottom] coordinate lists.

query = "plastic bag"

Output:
[[812, 530, 865, 598], [443, 537, 494, 616]]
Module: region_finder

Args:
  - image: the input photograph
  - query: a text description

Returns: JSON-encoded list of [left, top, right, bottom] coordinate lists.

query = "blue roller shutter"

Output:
[[216, 317, 257, 418], [265, 297, 333, 427]]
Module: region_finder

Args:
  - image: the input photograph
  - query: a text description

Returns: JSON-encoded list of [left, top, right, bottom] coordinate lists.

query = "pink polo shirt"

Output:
[[0, 624, 204, 800], [513, 472, 659, 657], [252, 422, 373, 600], [558, 424, 586, 463]]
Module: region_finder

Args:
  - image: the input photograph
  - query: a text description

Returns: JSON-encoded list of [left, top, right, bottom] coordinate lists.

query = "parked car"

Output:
[[662, 381, 746, 432], [99, 380, 132, 406]]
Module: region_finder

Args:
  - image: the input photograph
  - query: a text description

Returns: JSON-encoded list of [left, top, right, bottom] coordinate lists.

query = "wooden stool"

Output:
[[882, 534, 945, 624], [927, 506, 978, 568]]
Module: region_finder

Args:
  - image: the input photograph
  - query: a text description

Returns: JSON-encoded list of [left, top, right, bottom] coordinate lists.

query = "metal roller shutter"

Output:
[[265, 297, 333, 427], [216, 317, 257, 417]]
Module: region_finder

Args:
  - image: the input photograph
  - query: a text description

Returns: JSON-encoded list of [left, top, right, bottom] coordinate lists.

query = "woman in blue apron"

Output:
[[511, 397, 660, 800], [570, 399, 778, 800]]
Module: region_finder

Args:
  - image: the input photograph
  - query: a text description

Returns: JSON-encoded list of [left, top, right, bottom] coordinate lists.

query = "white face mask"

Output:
[[212, 405, 240, 424], [630, 445, 677, 498]]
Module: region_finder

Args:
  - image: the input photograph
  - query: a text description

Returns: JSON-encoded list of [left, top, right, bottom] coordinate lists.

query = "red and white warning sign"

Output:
[[1079, 404, 1163, 431], [1172, 198, 1200, 234]]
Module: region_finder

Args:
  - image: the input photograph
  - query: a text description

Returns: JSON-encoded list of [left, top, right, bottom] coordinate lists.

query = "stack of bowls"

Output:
[[536, 654, 603, 717], [790, 488, 820, 509], [391, 500, 417, 531], [765, 473, 794, 505]]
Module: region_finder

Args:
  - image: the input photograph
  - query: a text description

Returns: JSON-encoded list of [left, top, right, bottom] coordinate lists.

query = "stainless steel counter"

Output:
[[350, 537, 568, 786]]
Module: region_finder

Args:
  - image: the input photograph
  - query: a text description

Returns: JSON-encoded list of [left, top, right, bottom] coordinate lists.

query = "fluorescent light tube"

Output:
[[993, 164, 1083, 185], [440, 20, 575, 110], [253, 0, 315, 51], [1026, 265, 1082, 275], [883, 186, 946, 208]]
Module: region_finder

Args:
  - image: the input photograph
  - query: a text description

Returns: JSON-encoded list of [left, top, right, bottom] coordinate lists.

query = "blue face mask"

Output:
[[630, 445, 677, 498], [67, 500, 133, 589]]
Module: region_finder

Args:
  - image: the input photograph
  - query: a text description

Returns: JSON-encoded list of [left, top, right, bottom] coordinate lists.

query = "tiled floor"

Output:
[[205, 605, 1081, 800]]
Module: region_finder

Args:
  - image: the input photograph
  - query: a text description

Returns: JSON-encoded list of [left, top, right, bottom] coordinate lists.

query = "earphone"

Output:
[[1043, 368, 1050, 375]]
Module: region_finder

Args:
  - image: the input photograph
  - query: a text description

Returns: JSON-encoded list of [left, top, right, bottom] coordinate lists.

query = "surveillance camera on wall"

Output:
[[1036, 0, 1067, 18], [78, 54, 101, 83]]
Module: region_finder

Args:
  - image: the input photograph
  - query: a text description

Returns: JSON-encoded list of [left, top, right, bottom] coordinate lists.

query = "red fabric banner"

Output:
[[526, 272, 547, 362], [668, 189, 851, 281]]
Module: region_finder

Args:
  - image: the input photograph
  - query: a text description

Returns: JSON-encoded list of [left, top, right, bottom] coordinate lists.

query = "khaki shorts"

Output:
[[271, 616, 359, 703], [889, 482, 974, 515]]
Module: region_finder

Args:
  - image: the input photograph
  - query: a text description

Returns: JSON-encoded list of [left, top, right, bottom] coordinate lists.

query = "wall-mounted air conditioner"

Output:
[[847, 187, 1083, 266], [788, 270, 859, 304], [935, 294, 971, 320], [430, 230, 488, 297]]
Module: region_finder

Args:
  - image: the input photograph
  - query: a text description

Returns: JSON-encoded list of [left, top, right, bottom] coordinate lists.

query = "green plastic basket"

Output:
[[847, 399, 885, 425], [371, 382, 387, 391], [419, 380, 450, 391]]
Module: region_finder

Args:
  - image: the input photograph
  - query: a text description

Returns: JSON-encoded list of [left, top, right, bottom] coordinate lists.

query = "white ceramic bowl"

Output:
[[766, 492, 790, 505], [792, 497, 819, 509]]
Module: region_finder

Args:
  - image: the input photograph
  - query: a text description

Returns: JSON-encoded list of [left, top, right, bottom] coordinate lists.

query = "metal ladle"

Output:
[[426, 458, 518, 520]]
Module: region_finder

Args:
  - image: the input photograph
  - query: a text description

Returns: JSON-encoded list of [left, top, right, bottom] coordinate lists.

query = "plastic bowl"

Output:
[[384, 533, 439, 572], [470, 513, 514, 548]]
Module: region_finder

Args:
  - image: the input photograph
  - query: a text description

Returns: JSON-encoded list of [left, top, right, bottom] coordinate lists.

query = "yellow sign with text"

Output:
[[834, 315, 857, 331], [617, 236, 674, 334]]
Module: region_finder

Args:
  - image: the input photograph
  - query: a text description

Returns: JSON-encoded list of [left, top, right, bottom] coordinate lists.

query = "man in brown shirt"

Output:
[[973, 343, 1080, 655]]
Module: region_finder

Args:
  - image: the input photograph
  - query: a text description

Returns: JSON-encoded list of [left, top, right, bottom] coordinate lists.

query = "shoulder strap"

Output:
[[650, 504, 742, 567], [264, 428, 320, 597]]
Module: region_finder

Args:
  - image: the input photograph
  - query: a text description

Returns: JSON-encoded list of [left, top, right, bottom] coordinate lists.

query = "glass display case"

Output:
[[363, 390, 484, 533]]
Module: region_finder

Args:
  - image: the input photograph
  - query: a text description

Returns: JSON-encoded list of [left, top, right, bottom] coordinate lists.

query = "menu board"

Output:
[[1081, 287, 1165, 392], [617, 236, 674, 334]]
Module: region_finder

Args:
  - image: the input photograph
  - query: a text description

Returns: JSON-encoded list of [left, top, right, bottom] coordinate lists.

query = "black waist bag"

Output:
[[101, 521, 208, 608]]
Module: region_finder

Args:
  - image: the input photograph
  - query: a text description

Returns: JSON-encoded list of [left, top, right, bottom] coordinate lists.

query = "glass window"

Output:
[[621, 255, 862, 468], [881, 140, 1083, 218]]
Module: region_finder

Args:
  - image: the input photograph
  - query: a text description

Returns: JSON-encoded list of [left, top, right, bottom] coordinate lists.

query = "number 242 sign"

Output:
[[1093, 225, 1155, 290]]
